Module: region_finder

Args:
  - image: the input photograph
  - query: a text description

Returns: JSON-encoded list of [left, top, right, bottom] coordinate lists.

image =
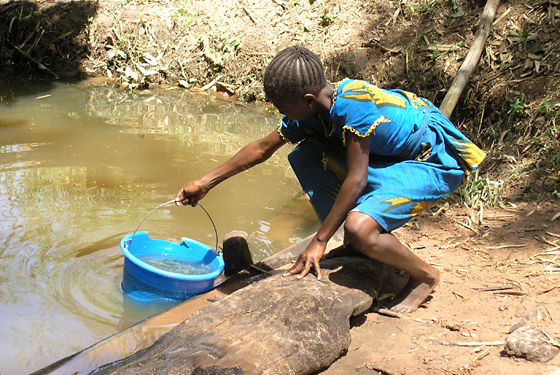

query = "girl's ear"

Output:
[[303, 93, 316, 105]]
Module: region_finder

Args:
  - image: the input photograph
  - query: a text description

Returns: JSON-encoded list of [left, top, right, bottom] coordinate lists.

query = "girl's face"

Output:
[[267, 92, 316, 121]]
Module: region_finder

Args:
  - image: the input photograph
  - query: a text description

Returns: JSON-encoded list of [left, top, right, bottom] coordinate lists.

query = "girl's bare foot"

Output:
[[386, 267, 440, 314]]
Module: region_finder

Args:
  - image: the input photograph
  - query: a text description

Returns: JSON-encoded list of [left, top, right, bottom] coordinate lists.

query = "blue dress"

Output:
[[279, 79, 486, 232]]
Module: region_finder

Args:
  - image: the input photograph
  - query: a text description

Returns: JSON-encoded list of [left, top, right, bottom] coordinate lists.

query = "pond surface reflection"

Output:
[[0, 82, 318, 375]]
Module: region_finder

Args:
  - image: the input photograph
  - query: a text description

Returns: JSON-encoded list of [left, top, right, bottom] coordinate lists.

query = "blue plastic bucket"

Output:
[[120, 231, 224, 301]]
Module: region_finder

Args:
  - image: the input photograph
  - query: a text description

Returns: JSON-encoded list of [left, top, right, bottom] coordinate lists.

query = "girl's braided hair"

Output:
[[263, 45, 326, 98]]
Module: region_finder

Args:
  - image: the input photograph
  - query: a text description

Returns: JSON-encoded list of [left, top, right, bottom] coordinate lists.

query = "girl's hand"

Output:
[[175, 180, 208, 207], [283, 238, 326, 280]]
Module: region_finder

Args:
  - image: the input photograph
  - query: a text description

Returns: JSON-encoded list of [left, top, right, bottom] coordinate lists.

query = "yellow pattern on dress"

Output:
[[381, 197, 429, 216], [276, 119, 294, 144], [395, 90, 431, 110], [449, 137, 487, 172], [340, 81, 407, 109], [341, 116, 391, 146]]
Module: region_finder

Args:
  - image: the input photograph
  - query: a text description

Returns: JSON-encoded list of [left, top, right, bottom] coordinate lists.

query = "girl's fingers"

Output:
[[285, 260, 324, 280], [176, 189, 186, 205], [296, 263, 311, 279], [297, 261, 321, 280], [284, 256, 323, 280], [283, 261, 303, 277], [314, 263, 322, 281]]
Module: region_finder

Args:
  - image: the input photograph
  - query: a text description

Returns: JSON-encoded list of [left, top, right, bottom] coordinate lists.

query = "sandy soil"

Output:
[[322, 202, 560, 374]]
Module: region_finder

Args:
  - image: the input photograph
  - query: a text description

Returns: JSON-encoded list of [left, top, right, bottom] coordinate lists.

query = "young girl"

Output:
[[176, 45, 485, 313]]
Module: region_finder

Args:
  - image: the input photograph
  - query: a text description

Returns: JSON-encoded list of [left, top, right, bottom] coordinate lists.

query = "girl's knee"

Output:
[[344, 212, 382, 249]]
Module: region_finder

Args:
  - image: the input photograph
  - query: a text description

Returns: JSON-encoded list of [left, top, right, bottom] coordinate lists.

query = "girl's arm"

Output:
[[284, 132, 370, 280], [176, 130, 286, 206]]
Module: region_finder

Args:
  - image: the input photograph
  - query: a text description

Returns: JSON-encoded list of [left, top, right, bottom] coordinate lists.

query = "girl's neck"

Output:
[[316, 83, 335, 121]]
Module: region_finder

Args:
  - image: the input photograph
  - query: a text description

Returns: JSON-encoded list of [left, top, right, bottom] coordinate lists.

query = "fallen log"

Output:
[[91, 256, 390, 375]]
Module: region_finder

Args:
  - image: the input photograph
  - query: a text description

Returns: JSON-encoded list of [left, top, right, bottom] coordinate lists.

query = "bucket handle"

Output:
[[128, 200, 219, 255]]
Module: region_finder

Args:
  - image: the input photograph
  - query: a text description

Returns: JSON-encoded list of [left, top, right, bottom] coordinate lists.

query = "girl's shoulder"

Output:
[[334, 80, 433, 112], [335, 79, 371, 94], [333, 79, 401, 109], [335, 79, 394, 102]]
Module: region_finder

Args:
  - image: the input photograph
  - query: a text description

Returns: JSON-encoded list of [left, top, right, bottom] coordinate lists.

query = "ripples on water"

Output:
[[0, 81, 318, 375]]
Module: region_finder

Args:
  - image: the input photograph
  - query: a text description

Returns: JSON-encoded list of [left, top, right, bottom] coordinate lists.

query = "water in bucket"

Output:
[[138, 256, 214, 275]]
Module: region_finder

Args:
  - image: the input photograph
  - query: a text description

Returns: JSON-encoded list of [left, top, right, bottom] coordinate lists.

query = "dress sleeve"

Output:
[[331, 80, 393, 145], [277, 116, 307, 144]]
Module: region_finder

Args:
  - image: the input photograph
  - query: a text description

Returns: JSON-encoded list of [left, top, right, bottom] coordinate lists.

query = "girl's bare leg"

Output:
[[344, 211, 440, 314]]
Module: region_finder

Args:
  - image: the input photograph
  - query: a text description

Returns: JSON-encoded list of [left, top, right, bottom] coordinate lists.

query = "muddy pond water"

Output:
[[0, 81, 319, 375]]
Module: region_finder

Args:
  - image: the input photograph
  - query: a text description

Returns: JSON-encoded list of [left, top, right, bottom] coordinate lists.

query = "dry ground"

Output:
[[322, 201, 560, 374]]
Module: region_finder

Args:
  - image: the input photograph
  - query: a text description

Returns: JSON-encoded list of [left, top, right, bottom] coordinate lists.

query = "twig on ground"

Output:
[[242, 7, 258, 24], [385, 7, 400, 26], [374, 308, 431, 324], [405, 51, 409, 77], [242, 51, 275, 56], [441, 341, 505, 347], [493, 284, 558, 296], [201, 75, 222, 90], [472, 285, 514, 292], [518, 227, 540, 232], [485, 244, 527, 250], [538, 327, 560, 349], [493, 7, 511, 26], [484, 214, 514, 219], [427, 44, 461, 52], [540, 236, 559, 247], [534, 246, 560, 256], [544, 305, 555, 323], [472, 347, 492, 362], [271, 0, 286, 10], [443, 213, 480, 235]]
